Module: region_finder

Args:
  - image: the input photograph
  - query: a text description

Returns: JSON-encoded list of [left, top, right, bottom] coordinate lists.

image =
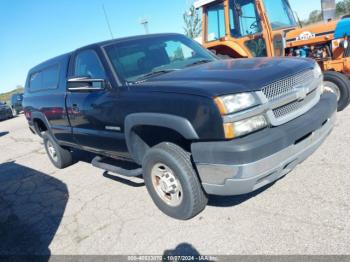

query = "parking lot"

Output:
[[0, 112, 349, 255]]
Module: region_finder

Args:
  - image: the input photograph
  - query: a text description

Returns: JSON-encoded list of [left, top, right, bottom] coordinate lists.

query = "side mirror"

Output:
[[67, 77, 108, 91]]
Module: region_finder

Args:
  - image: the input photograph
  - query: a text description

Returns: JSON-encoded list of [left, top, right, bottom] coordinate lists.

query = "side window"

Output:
[[42, 65, 59, 89], [229, 6, 236, 35], [74, 50, 106, 79], [264, 0, 296, 29], [30, 72, 43, 92], [29, 64, 59, 92], [238, 1, 261, 36], [245, 37, 267, 57], [229, 0, 262, 37], [207, 3, 226, 41]]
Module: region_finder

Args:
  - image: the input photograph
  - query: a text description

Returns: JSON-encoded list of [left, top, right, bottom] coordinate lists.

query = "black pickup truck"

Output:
[[23, 33, 337, 220]]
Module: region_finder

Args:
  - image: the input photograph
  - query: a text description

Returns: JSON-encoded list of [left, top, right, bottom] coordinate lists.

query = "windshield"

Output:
[[263, 0, 297, 30], [104, 35, 216, 83]]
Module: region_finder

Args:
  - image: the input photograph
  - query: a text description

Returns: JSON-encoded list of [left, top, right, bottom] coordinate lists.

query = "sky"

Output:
[[0, 0, 328, 93]]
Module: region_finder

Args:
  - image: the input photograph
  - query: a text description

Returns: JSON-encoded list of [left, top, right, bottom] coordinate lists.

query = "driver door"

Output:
[[66, 49, 128, 157]]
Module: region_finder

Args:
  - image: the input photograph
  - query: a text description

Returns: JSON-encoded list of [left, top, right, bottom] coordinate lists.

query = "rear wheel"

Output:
[[323, 71, 350, 111], [8, 110, 13, 119], [142, 142, 207, 220], [43, 132, 73, 169]]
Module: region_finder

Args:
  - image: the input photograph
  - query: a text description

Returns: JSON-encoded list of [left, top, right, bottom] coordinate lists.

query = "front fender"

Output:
[[124, 113, 199, 163]]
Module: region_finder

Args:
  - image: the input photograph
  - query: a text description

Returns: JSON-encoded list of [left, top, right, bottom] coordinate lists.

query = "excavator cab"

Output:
[[195, 0, 297, 58]]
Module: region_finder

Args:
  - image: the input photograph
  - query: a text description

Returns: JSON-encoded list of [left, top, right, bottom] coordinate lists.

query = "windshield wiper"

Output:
[[186, 59, 212, 67], [134, 69, 177, 82]]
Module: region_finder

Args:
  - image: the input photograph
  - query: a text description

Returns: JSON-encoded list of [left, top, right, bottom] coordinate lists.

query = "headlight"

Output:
[[214, 93, 258, 115], [223, 115, 268, 139], [313, 63, 322, 79]]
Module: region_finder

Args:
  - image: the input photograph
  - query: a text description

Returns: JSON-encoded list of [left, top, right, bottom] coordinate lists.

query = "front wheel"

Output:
[[142, 142, 208, 220], [323, 71, 350, 111]]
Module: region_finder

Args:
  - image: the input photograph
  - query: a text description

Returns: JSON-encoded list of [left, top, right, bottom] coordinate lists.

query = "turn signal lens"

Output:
[[214, 97, 228, 115], [223, 123, 235, 139]]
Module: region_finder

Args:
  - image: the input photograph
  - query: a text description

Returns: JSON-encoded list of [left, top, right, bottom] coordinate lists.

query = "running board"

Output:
[[91, 156, 143, 177]]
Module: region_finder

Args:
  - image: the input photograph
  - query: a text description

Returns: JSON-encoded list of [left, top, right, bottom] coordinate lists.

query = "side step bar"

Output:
[[91, 156, 143, 177]]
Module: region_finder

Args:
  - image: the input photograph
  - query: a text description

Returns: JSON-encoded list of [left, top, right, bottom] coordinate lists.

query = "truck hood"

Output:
[[133, 57, 315, 97]]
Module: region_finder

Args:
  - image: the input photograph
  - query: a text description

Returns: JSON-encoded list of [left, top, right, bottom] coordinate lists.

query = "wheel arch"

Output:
[[124, 113, 199, 164], [31, 112, 51, 138]]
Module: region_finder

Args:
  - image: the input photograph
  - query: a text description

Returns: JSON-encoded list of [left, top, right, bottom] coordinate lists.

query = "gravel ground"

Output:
[[0, 112, 349, 256]]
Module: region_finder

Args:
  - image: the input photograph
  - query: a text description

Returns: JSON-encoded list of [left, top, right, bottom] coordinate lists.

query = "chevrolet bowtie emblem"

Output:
[[296, 88, 308, 101]]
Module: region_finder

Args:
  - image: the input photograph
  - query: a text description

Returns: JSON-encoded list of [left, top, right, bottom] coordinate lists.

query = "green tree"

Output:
[[303, 10, 323, 25], [183, 5, 201, 39], [302, 0, 350, 26], [336, 0, 350, 17]]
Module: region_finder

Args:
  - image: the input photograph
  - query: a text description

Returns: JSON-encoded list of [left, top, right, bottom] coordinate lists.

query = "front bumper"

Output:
[[191, 93, 337, 196]]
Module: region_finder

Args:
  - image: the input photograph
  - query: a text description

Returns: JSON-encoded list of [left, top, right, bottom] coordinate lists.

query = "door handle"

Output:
[[72, 104, 80, 113]]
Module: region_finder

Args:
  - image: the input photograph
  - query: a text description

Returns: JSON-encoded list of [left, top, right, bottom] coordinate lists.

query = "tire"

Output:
[[43, 132, 73, 169], [323, 71, 350, 111], [8, 110, 13, 119], [142, 142, 208, 220]]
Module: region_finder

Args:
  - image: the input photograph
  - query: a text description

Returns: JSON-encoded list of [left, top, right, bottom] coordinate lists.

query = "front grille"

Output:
[[262, 70, 314, 101], [273, 89, 317, 119], [260, 69, 321, 126]]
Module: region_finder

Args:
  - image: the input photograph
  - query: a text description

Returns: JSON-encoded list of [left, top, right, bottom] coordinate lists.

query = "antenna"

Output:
[[140, 17, 149, 34], [102, 3, 114, 39]]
